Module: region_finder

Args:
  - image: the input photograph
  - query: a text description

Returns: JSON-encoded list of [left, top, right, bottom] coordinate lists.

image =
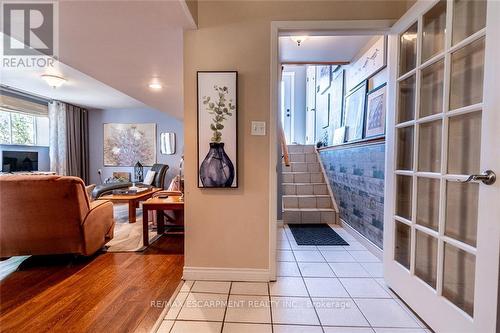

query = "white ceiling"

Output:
[[0, 33, 146, 109], [0, 0, 195, 118], [57, 0, 194, 119], [279, 35, 377, 63]]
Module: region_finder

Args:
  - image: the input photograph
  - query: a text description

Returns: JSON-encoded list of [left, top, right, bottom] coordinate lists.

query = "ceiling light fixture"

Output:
[[291, 36, 308, 46], [148, 80, 162, 90], [401, 33, 417, 41], [41, 74, 66, 88]]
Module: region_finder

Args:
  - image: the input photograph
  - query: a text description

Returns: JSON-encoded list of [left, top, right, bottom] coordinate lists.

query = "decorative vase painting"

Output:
[[197, 71, 238, 188], [103, 123, 156, 166]]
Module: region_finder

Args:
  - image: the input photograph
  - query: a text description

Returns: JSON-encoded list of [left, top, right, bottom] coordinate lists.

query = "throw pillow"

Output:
[[143, 170, 156, 185]]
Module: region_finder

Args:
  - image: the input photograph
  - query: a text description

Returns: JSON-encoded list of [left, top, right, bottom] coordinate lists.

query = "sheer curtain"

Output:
[[49, 101, 89, 183], [49, 101, 67, 175]]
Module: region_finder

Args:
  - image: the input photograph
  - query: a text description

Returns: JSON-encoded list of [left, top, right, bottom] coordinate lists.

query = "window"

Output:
[[0, 108, 49, 146]]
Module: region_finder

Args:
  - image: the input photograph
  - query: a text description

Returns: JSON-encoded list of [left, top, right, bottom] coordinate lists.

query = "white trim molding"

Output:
[[339, 218, 383, 260], [183, 267, 271, 282]]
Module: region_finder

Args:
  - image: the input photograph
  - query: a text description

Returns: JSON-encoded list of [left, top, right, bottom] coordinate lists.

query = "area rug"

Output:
[[104, 204, 157, 252], [289, 224, 349, 246]]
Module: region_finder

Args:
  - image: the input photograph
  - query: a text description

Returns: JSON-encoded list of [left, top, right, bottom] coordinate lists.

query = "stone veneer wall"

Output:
[[319, 142, 385, 248]]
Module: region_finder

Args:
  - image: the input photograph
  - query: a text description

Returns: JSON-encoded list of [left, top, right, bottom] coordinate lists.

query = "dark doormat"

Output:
[[288, 224, 349, 246]]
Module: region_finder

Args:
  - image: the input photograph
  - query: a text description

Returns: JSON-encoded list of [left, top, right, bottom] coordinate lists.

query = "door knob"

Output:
[[459, 170, 496, 185]]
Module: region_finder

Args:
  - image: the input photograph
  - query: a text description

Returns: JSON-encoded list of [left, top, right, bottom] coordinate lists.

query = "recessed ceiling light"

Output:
[[402, 33, 417, 41], [148, 81, 162, 90], [41, 74, 66, 88], [291, 36, 308, 46]]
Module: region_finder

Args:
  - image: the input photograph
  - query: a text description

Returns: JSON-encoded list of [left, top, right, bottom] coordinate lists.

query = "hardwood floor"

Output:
[[0, 234, 184, 333]]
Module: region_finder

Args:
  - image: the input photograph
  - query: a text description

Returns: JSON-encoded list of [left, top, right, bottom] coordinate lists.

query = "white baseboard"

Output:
[[339, 218, 383, 260], [183, 266, 271, 282]]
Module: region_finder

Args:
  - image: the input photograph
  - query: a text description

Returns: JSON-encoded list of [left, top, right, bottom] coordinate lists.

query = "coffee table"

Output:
[[142, 196, 184, 247], [100, 188, 161, 223]]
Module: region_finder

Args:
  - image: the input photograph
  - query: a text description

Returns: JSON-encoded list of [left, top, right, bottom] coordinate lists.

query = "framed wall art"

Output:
[[329, 68, 345, 130], [103, 123, 156, 166], [332, 126, 346, 145], [347, 36, 387, 91], [317, 92, 330, 130], [343, 81, 367, 142], [197, 71, 238, 188], [317, 65, 332, 94], [364, 83, 387, 138]]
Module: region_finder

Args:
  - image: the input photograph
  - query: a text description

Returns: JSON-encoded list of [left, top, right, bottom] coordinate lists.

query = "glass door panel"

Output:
[[449, 37, 485, 110], [445, 181, 479, 247], [447, 111, 482, 175], [416, 177, 440, 231], [395, 221, 411, 269], [422, 1, 447, 62], [420, 59, 444, 117], [418, 120, 442, 173], [398, 75, 416, 123], [396, 126, 414, 170], [399, 22, 418, 76], [442, 243, 476, 316], [396, 175, 412, 220], [452, 0, 487, 45], [415, 230, 438, 289]]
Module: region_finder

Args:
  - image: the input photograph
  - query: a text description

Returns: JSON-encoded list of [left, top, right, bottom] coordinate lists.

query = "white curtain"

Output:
[[49, 100, 67, 175]]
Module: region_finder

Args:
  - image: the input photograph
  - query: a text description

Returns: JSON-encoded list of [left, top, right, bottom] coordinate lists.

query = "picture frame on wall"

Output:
[[364, 83, 387, 138], [317, 92, 330, 130], [103, 123, 156, 167], [347, 36, 387, 91], [333, 126, 346, 145], [329, 68, 345, 130], [197, 71, 238, 188], [317, 65, 332, 94], [343, 81, 367, 142]]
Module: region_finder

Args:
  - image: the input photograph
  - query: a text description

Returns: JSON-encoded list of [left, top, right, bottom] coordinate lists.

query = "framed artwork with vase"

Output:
[[197, 71, 238, 188]]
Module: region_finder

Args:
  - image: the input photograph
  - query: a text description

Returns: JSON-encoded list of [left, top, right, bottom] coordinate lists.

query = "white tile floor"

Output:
[[155, 225, 431, 333]]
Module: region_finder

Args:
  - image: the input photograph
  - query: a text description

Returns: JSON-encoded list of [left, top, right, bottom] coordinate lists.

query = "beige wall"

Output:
[[184, 1, 411, 272]]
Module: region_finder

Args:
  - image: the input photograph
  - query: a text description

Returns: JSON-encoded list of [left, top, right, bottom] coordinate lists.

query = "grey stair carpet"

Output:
[[289, 224, 349, 246]]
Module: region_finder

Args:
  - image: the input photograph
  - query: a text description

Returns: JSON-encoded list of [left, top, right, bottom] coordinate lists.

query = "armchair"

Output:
[[92, 164, 169, 199], [0, 175, 114, 256]]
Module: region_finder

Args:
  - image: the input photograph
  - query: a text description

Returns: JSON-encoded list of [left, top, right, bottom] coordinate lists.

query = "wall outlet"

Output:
[[251, 121, 266, 136]]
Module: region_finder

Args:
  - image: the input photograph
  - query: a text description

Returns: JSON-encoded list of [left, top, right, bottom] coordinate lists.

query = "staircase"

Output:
[[282, 144, 336, 224]]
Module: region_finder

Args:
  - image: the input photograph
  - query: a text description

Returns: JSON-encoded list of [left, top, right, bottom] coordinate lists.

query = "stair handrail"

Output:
[[279, 121, 290, 167]]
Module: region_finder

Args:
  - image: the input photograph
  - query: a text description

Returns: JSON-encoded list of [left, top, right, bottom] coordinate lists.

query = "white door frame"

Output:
[[384, 1, 500, 332], [269, 19, 394, 281]]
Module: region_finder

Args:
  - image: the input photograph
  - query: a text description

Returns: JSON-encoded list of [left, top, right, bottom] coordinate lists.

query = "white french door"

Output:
[[384, 0, 500, 332]]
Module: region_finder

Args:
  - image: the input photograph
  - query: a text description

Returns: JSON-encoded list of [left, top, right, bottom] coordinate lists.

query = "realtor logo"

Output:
[[1, 1, 58, 69], [3, 2, 54, 56]]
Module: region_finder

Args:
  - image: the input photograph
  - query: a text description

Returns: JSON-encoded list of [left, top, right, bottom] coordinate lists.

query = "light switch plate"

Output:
[[251, 121, 266, 136]]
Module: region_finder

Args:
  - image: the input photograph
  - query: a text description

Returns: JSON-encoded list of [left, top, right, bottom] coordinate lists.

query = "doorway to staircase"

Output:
[[281, 144, 336, 225]]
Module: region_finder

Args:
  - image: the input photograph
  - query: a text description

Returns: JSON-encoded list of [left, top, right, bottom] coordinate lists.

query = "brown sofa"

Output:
[[0, 175, 115, 257]]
